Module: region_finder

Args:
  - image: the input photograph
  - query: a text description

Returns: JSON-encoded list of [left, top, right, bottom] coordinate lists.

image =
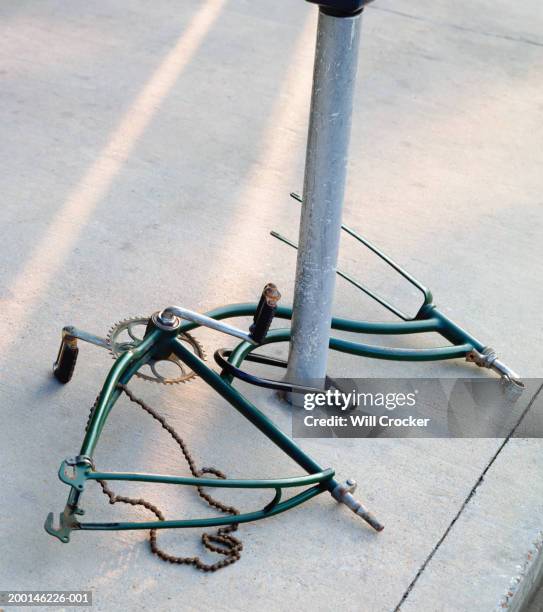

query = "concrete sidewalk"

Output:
[[1, 1, 542, 610]]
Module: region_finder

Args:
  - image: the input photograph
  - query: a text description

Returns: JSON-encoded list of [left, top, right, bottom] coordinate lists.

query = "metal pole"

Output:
[[286, 6, 362, 388]]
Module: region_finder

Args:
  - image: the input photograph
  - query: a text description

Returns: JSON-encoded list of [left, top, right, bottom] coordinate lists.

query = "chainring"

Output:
[[107, 316, 205, 384]]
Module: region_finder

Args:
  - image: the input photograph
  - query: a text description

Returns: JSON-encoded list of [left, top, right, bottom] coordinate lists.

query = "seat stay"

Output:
[[50, 484, 327, 538], [59, 460, 334, 491], [46, 462, 333, 541]]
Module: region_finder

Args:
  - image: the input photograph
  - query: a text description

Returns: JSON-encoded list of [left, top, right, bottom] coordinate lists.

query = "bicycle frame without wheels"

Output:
[[46, 268, 521, 545], [46, 302, 383, 544]]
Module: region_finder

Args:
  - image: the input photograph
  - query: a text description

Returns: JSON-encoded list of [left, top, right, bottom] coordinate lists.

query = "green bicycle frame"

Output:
[[45, 292, 504, 543], [46, 320, 340, 542]]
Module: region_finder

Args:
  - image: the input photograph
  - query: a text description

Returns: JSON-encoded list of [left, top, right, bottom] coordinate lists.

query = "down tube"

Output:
[[171, 337, 339, 492]]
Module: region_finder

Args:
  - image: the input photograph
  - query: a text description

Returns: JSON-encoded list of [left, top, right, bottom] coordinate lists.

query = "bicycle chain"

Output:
[[87, 384, 243, 572]]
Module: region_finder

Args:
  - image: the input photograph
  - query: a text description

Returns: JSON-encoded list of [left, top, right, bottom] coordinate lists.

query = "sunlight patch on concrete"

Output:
[[0, 0, 226, 356]]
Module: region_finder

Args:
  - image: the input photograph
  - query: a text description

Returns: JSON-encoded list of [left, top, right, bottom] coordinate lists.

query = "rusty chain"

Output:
[[88, 383, 243, 572]]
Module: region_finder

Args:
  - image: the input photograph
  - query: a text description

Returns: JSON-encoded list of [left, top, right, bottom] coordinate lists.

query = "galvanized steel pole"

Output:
[[287, 6, 363, 388]]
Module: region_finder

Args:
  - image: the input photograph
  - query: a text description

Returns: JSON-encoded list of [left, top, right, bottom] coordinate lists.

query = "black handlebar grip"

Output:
[[249, 283, 281, 344]]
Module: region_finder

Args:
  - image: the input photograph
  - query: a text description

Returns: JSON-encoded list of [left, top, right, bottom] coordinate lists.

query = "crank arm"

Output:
[[53, 326, 110, 384], [61, 325, 110, 350], [159, 306, 259, 345]]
